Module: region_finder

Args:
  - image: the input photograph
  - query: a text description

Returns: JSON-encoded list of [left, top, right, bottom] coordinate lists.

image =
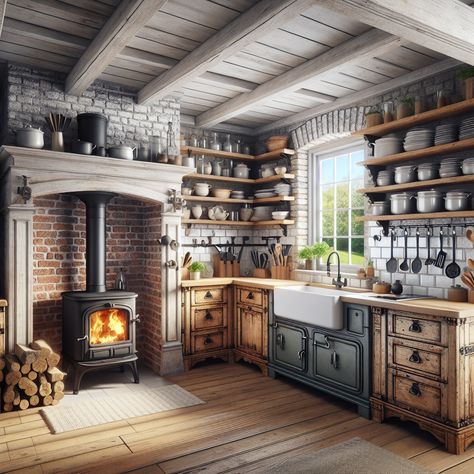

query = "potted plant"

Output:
[[189, 261, 206, 280], [366, 259, 375, 278], [298, 242, 330, 270], [396, 97, 414, 120], [364, 106, 383, 127], [459, 67, 474, 100], [312, 241, 330, 262]]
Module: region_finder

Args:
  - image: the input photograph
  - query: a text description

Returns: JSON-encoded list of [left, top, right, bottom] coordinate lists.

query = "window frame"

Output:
[[309, 138, 366, 272]]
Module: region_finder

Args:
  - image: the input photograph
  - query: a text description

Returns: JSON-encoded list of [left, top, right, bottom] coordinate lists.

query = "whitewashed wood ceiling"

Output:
[[0, 0, 470, 135]]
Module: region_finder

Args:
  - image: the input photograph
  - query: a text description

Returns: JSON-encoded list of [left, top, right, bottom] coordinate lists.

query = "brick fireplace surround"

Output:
[[0, 146, 189, 375]]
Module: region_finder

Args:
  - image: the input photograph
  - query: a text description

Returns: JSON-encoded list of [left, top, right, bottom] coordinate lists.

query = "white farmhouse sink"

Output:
[[274, 285, 344, 329]]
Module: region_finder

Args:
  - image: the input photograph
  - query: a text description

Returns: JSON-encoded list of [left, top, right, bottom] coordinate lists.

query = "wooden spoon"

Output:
[[468, 258, 474, 271], [466, 229, 474, 243]]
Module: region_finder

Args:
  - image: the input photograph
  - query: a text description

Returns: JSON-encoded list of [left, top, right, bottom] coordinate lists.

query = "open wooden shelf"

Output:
[[180, 146, 295, 162], [362, 137, 474, 167], [184, 195, 294, 205], [182, 219, 294, 226], [183, 173, 295, 184], [180, 146, 254, 161], [358, 174, 474, 194], [354, 99, 474, 137], [357, 210, 474, 222]]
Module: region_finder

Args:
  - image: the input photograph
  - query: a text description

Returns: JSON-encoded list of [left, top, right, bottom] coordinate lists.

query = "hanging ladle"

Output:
[[445, 228, 461, 279]]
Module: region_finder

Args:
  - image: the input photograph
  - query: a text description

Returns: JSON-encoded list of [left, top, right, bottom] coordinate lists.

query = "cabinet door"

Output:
[[236, 306, 267, 358], [312, 331, 362, 393], [271, 321, 307, 373]]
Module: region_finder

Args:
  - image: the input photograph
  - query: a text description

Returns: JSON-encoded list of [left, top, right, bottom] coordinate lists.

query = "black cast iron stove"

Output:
[[62, 192, 139, 393]]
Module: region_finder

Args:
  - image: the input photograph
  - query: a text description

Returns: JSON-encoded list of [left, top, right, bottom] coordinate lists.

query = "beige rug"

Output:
[[40, 384, 204, 433], [258, 437, 433, 474]]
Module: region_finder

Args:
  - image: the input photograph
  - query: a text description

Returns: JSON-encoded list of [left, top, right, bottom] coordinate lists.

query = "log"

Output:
[[5, 354, 20, 372], [13, 388, 20, 406], [3, 386, 15, 403], [29, 395, 40, 406], [5, 370, 21, 385], [0, 357, 5, 371], [29, 339, 52, 359], [20, 363, 31, 375], [51, 399, 59, 406], [46, 352, 61, 369], [3, 403, 13, 412], [46, 367, 66, 383], [14, 343, 40, 364], [52, 381, 65, 393], [32, 358, 48, 374], [41, 395, 53, 406], [19, 399, 29, 410], [53, 391, 64, 401], [18, 376, 38, 396], [27, 370, 38, 381], [38, 376, 52, 397]]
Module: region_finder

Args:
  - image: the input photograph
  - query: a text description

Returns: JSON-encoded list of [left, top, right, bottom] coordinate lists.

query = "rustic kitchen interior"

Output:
[[1, 0, 474, 472]]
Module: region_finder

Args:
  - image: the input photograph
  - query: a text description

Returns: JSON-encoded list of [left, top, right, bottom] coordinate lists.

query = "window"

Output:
[[310, 141, 366, 268]]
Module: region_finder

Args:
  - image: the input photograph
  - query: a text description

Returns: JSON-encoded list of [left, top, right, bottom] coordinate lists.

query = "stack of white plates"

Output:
[[374, 134, 403, 157], [255, 188, 276, 199], [459, 116, 474, 140], [273, 183, 292, 196], [403, 128, 434, 151], [434, 122, 458, 145], [251, 206, 274, 221], [439, 157, 461, 178], [231, 190, 245, 199]]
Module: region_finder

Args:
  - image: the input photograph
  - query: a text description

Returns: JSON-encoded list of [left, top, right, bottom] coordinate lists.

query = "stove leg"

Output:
[[73, 365, 87, 394], [129, 360, 139, 384]]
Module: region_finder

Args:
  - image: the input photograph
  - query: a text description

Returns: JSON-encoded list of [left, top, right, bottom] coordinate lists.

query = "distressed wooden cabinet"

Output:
[[181, 285, 232, 369], [371, 307, 474, 454], [233, 285, 269, 375]]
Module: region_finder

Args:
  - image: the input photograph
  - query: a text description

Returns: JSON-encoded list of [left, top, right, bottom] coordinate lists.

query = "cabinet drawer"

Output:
[[191, 330, 227, 353], [192, 287, 226, 306], [236, 287, 264, 307], [388, 369, 447, 420], [388, 337, 447, 382], [191, 306, 226, 331], [388, 312, 446, 346]]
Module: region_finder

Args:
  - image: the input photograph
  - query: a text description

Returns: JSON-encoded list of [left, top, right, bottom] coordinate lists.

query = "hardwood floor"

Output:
[[1, 362, 474, 473]]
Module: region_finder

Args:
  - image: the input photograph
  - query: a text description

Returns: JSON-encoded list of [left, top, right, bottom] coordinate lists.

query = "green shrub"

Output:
[[189, 261, 206, 273]]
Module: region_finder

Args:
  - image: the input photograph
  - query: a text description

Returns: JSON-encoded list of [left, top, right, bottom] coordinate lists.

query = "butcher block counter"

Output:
[[181, 277, 304, 290]]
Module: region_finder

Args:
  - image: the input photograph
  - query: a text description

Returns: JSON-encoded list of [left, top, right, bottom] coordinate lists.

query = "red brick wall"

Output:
[[32, 194, 162, 371]]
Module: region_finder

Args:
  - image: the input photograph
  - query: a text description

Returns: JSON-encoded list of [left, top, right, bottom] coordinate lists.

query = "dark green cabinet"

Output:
[[272, 322, 307, 373]]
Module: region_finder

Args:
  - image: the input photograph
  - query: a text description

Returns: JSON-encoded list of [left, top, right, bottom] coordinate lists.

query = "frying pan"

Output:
[[434, 228, 447, 268], [411, 229, 422, 273], [386, 229, 397, 273], [445, 228, 461, 278], [399, 228, 409, 272]]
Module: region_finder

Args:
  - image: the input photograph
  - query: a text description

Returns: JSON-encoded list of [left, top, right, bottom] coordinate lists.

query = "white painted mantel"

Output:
[[0, 146, 190, 374]]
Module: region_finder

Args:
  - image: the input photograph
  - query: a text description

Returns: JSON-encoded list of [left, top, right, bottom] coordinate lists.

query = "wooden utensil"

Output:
[[467, 258, 474, 270], [466, 228, 474, 243], [275, 243, 283, 265]]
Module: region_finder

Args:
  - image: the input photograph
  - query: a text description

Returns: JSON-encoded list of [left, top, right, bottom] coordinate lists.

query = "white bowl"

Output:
[[272, 211, 289, 220]]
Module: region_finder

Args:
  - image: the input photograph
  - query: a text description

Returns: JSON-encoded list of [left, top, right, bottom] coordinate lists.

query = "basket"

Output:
[[265, 135, 288, 151]]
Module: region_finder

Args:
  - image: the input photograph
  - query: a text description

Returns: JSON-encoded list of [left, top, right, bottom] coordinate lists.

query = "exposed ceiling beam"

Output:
[[137, 0, 316, 104], [65, 0, 166, 95], [254, 58, 460, 135], [0, 1, 7, 36], [322, 0, 474, 65], [291, 89, 335, 104], [196, 29, 401, 127]]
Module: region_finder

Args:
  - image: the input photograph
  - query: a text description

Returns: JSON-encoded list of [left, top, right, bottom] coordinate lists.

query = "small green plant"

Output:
[[365, 106, 381, 116], [367, 259, 374, 267], [298, 242, 330, 260], [189, 261, 206, 273], [298, 245, 315, 261], [400, 97, 414, 108], [459, 67, 474, 80]]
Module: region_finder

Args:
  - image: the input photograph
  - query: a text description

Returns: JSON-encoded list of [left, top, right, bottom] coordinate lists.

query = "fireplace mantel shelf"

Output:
[[0, 146, 191, 208]]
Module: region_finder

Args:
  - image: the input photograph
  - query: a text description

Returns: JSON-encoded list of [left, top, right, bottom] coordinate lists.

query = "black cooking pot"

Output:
[[77, 113, 108, 155]]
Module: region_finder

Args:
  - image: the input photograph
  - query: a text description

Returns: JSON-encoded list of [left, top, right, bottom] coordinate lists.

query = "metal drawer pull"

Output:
[[408, 382, 422, 397], [131, 314, 141, 323], [247, 292, 254, 300], [204, 291, 213, 299], [77, 335, 88, 342], [204, 337, 213, 345], [331, 351, 339, 369], [408, 350, 422, 364], [297, 349, 305, 360], [205, 312, 213, 320], [276, 333, 285, 349], [408, 320, 422, 333]]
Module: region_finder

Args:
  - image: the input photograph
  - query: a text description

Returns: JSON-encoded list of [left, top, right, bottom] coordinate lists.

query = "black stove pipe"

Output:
[[75, 192, 115, 293]]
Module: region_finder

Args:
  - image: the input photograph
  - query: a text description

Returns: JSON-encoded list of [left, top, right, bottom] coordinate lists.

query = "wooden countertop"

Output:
[[181, 277, 304, 290], [0, 299, 7, 307], [181, 279, 474, 318]]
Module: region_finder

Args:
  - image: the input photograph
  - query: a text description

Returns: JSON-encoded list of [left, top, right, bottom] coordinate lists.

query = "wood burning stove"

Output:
[[62, 192, 139, 393]]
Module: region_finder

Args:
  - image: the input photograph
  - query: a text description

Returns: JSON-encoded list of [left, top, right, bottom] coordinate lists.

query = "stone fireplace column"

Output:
[[159, 211, 184, 375], [4, 204, 35, 351]]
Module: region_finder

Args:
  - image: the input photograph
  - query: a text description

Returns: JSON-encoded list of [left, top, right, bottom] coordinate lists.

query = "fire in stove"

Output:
[[90, 308, 129, 345]]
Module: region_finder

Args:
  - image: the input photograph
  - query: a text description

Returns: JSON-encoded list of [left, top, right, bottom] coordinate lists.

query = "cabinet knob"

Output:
[[408, 382, 422, 397], [408, 320, 422, 333], [408, 350, 422, 364], [247, 292, 254, 300], [205, 312, 213, 320], [204, 291, 213, 299], [204, 337, 213, 345]]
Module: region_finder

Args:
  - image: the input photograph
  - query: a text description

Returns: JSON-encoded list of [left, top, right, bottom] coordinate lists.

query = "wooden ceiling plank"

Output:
[[196, 29, 402, 127], [293, 89, 335, 104], [255, 58, 460, 135], [322, 0, 474, 65], [118, 46, 177, 69], [65, 0, 167, 95], [0, 0, 6, 36], [137, 0, 316, 104]]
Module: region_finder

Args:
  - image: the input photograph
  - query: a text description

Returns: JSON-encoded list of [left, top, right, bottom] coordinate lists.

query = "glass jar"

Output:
[[223, 133, 232, 152], [233, 138, 242, 154], [189, 133, 198, 147], [383, 101, 393, 123], [210, 132, 221, 150], [150, 135, 164, 162], [199, 133, 208, 149]]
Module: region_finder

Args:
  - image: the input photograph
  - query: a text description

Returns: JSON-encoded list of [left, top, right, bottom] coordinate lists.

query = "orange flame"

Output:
[[89, 309, 128, 345]]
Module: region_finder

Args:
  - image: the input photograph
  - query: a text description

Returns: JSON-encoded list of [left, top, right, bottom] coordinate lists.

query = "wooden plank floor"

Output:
[[1, 362, 474, 473]]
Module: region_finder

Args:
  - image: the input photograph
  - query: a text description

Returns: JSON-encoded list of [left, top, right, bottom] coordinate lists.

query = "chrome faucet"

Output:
[[326, 251, 347, 289]]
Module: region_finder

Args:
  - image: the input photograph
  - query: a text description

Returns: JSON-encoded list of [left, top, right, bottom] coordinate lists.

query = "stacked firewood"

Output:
[[0, 339, 66, 411]]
